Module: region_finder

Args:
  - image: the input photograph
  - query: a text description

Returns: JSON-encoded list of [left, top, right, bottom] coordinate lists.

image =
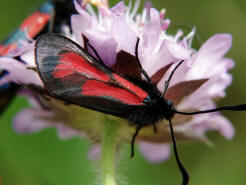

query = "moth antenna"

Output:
[[135, 38, 150, 81], [130, 125, 143, 158], [173, 104, 246, 115], [168, 119, 189, 185], [162, 60, 184, 97], [87, 42, 105, 64], [135, 38, 160, 94]]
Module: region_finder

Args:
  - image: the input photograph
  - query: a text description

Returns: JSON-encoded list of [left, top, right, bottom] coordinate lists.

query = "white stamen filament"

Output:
[[141, 8, 147, 23], [126, 0, 132, 18], [86, 3, 97, 16], [186, 27, 196, 48], [129, 0, 140, 19], [174, 30, 184, 41]]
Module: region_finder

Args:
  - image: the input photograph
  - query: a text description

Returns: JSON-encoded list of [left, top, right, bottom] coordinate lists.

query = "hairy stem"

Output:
[[101, 121, 119, 185]]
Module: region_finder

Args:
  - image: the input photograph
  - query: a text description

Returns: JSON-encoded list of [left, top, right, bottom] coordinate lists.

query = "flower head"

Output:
[[0, 0, 235, 164]]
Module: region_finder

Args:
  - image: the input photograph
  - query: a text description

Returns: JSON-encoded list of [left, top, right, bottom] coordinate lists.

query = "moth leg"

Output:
[[153, 124, 158, 134], [130, 125, 143, 158]]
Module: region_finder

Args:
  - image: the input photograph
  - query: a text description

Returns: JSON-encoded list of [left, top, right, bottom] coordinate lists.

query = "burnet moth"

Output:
[[0, 2, 54, 115], [0, 2, 53, 57], [34, 33, 246, 185], [0, 0, 78, 115]]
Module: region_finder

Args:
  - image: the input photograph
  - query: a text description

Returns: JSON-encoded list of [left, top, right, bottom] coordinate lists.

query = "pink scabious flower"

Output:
[[0, 0, 234, 165]]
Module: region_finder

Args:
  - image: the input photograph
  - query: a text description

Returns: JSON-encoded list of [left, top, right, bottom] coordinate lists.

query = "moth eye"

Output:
[[143, 95, 151, 104]]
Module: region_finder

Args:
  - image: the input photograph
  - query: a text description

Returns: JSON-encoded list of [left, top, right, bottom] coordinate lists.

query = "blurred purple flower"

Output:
[[0, 0, 235, 163]]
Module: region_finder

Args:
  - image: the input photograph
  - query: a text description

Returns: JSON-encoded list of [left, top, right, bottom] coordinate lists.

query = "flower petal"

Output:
[[0, 57, 42, 86], [111, 15, 137, 55], [20, 45, 35, 66], [85, 31, 117, 67], [142, 8, 162, 52], [111, 1, 126, 15], [71, 12, 92, 46], [217, 116, 235, 139], [165, 39, 190, 60], [196, 34, 232, 63], [13, 108, 52, 133], [56, 124, 84, 139], [190, 114, 235, 140], [74, 0, 85, 14], [138, 141, 171, 163], [186, 34, 233, 79]]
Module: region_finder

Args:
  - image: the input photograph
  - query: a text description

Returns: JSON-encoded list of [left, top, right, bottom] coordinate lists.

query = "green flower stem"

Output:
[[101, 121, 119, 185]]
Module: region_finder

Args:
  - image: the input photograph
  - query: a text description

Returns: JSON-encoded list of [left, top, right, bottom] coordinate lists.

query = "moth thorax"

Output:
[[128, 96, 175, 126]]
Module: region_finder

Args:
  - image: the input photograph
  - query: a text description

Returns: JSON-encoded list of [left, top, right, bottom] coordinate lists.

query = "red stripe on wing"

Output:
[[53, 52, 110, 82], [0, 43, 17, 56], [82, 80, 144, 105], [113, 74, 148, 102], [20, 12, 51, 38]]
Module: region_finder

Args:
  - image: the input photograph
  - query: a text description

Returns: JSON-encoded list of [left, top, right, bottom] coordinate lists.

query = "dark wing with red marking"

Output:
[[35, 33, 149, 117]]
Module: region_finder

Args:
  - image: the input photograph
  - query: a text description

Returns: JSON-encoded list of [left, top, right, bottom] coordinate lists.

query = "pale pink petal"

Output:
[[220, 58, 235, 70], [207, 57, 235, 76], [138, 141, 171, 163], [142, 8, 162, 54], [215, 116, 235, 139], [20, 46, 35, 66], [165, 40, 190, 59], [56, 124, 84, 139], [111, 1, 126, 15], [18, 89, 42, 108], [186, 34, 233, 79], [13, 108, 52, 133], [0, 57, 42, 86], [143, 40, 188, 78], [71, 13, 92, 46], [14, 108, 84, 139], [74, 0, 85, 14], [158, 40, 191, 87], [196, 34, 232, 63], [144, 39, 190, 91], [86, 31, 117, 67], [191, 114, 235, 140], [111, 15, 137, 55]]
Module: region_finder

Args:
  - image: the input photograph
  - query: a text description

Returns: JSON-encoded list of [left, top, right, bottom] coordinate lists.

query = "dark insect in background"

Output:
[[0, 0, 78, 115]]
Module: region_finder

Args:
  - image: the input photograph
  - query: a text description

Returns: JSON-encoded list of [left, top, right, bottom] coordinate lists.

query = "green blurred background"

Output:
[[0, 0, 246, 184]]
